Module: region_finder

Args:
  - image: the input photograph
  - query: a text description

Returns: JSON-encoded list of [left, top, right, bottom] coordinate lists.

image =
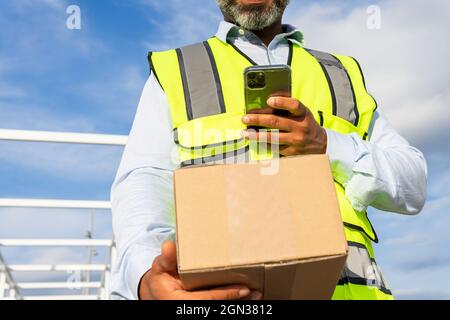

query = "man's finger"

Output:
[[242, 114, 294, 131], [152, 240, 178, 274], [267, 97, 307, 117], [243, 291, 264, 300], [177, 285, 252, 300], [161, 240, 178, 271], [241, 130, 293, 145], [246, 107, 275, 115], [280, 145, 309, 156]]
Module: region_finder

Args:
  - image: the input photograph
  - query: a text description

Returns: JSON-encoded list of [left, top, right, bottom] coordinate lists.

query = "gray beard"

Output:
[[216, 0, 290, 31]]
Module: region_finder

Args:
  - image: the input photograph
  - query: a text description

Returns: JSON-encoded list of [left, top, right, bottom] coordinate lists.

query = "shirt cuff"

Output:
[[325, 129, 360, 186], [325, 129, 377, 212], [124, 245, 159, 300]]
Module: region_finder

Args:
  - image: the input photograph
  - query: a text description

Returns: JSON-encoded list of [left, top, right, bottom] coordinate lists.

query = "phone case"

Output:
[[244, 65, 292, 112]]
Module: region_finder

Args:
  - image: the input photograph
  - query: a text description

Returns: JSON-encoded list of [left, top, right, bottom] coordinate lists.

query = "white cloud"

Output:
[[140, 0, 222, 50], [0, 207, 112, 239], [371, 192, 450, 298], [7, 0, 66, 11], [395, 288, 450, 300], [384, 233, 431, 247], [0, 102, 97, 132], [30, 247, 85, 265], [0, 0, 105, 75], [0, 141, 123, 182], [0, 83, 27, 99], [75, 65, 146, 121], [0, 0, 140, 182], [0, 0, 145, 132], [0, 102, 123, 183]]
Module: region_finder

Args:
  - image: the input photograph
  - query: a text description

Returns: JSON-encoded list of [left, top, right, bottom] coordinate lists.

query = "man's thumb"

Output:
[[160, 240, 178, 272]]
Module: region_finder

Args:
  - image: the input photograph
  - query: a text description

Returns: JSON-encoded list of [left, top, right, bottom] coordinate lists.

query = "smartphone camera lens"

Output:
[[257, 72, 265, 83], [248, 72, 266, 89]]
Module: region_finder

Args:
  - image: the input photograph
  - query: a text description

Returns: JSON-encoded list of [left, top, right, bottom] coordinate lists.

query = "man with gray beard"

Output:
[[110, 0, 427, 300]]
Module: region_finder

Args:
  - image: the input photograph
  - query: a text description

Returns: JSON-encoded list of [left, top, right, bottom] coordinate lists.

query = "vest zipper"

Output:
[[318, 111, 324, 127]]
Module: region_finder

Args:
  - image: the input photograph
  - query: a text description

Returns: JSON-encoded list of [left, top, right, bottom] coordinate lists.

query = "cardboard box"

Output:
[[173, 155, 348, 300]]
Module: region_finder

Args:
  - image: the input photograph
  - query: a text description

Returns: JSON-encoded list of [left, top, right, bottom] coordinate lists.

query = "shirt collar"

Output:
[[215, 20, 304, 46]]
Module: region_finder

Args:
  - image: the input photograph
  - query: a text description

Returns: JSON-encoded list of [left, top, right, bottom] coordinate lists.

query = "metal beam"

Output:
[[0, 252, 21, 300], [0, 129, 128, 146], [0, 198, 111, 209], [0, 239, 113, 247], [0, 272, 6, 299], [18, 281, 102, 289], [8, 264, 108, 272], [23, 295, 100, 300]]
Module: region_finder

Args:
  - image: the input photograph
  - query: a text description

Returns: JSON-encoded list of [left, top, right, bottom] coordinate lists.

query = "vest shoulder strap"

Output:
[[304, 48, 360, 126], [149, 41, 226, 122]]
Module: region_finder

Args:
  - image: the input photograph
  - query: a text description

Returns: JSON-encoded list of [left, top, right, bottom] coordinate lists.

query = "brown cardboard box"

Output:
[[173, 155, 348, 300]]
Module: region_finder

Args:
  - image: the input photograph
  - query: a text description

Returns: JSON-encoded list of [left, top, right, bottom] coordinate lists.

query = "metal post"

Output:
[[0, 252, 21, 300], [0, 272, 6, 299], [100, 243, 116, 300], [83, 211, 94, 296], [107, 244, 117, 300], [110, 244, 117, 270], [8, 287, 16, 300], [102, 269, 111, 300]]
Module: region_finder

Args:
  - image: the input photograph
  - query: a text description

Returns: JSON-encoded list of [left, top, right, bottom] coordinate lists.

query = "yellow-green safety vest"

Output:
[[149, 36, 394, 300]]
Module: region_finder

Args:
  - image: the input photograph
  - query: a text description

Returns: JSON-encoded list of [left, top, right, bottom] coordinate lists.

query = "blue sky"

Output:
[[0, 0, 449, 299]]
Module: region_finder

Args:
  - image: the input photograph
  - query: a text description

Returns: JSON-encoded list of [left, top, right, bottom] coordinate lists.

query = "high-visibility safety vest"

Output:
[[149, 36, 394, 300]]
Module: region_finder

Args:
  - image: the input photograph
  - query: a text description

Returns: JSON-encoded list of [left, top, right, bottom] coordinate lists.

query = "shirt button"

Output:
[[238, 28, 245, 36]]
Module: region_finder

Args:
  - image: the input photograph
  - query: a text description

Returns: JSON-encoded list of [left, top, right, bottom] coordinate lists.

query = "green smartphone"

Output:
[[244, 64, 292, 113]]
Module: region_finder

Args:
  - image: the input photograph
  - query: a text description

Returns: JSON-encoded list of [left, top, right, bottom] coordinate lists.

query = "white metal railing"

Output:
[[0, 239, 113, 247], [0, 199, 111, 209], [18, 281, 102, 289], [8, 264, 108, 272], [0, 218, 116, 301], [0, 129, 125, 300], [24, 295, 101, 300], [0, 129, 127, 146]]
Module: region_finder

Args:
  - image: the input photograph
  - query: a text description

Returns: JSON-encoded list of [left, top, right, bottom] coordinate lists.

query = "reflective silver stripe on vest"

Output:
[[176, 42, 226, 120], [305, 49, 359, 126], [339, 242, 392, 295], [180, 146, 250, 168]]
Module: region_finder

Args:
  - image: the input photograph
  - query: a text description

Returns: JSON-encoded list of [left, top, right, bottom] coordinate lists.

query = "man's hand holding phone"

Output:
[[241, 96, 328, 156]]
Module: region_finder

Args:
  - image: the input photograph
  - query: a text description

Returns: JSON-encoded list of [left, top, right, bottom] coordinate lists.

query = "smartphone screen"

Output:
[[244, 65, 292, 114]]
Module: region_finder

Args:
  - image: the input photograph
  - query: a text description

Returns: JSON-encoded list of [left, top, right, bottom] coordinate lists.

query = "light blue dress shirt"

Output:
[[110, 21, 428, 300]]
